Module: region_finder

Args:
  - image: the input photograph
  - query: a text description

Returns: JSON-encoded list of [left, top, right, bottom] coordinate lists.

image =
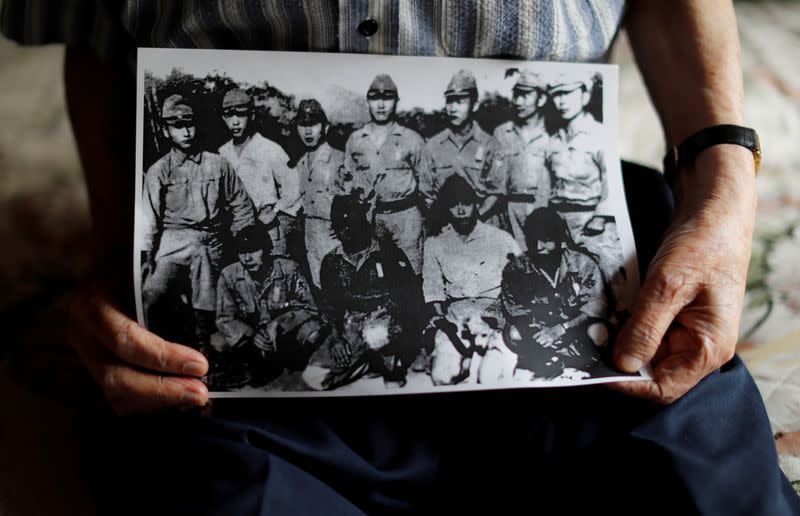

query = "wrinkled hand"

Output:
[[611, 146, 757, 404], [533, 323, 566, 348], [69, 288, 209, 415]]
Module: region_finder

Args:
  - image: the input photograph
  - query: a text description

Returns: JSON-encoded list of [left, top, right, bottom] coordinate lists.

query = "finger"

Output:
[[609, 326, 713, 404], [70, 330, 208, 414], [90, 299, 208, 377], [613, 262, 700, 373]]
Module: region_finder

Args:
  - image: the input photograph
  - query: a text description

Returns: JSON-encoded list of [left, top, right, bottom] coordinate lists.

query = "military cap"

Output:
[[547, 72, 593, 95], [522, 207, 571, 246], [367, 74, 398, 95], [234, 223, 273, 253], [330, 193, 370, 227], [296, 99, 328, 126], [512, 70, 546, 92], [222, 88, 252, 110], [438, 174, 479, 207], [161, 93, 194, 121], [445, 69, 478, 97]]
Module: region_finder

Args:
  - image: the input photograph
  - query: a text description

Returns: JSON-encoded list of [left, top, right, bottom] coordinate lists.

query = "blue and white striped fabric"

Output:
[[0, 1, 626, 63]]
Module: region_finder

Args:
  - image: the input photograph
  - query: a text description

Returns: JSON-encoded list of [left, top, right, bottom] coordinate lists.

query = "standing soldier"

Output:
[[500, 207, 613, 380], [488, 70, 551, 250], [218, 88, 301, 257], [211, 224, 327, 390], [425, 69, 504, 230], [422, 175, 521, 385], [141, 92, 255, 346], [309, 194, 422, 390], [343, 74, 433, 274], [294, 99, 346, 288], [546, 74, 606, 236]]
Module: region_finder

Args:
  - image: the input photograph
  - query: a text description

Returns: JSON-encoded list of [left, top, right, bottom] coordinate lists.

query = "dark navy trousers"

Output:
[[87, 163, 800, 515]]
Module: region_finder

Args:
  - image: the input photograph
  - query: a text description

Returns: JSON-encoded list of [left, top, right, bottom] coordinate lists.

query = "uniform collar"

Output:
[[509, 114, 546, 144], [557, 112, 596, 142], [309, 142, 333, 164], [442, 220, 487, 244], [444, 121, 478, 150], [335, 238, 381, 270], [170, 147, 203, 165]]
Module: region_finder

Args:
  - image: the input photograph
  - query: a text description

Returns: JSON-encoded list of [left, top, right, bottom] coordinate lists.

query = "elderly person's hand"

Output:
[[69, 287, 210, 414], [611, 0, 758, 404], [611, 145, 757, 404]]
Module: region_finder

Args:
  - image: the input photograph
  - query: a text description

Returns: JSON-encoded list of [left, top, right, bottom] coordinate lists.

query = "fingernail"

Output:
[[619, 354, 643, 373], [182, 391, 207, 407], [183, 361, 207, 377]]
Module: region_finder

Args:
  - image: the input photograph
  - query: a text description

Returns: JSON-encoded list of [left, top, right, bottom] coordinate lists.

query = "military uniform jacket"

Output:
[[296, 142, 346, 220], [501, 248, 607, 327], [548, 113, 605, 208], [219, 132, 301, 216], [141, 148, 255, 253], [425, 121, 493, 199], [488, 117, 550, 198], [216, 257, 316, 346], [319, 239, 419, 323], [344, 121, 434, 206]]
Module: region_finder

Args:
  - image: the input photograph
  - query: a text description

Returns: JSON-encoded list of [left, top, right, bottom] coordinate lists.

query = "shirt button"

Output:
[[358, 19, 379, 37]]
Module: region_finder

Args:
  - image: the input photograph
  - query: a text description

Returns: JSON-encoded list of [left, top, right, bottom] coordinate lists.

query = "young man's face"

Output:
[[445, 95, 472, 128], [298, 122, 324, 148], [367, 92, 397, 123], [238, 249, 265, 273], [552, 87, 589, 121], [448, 200, 479, 235], [512, 88, 543, 120], [223, 107, 251, 139], [165, 120, 196, 150]]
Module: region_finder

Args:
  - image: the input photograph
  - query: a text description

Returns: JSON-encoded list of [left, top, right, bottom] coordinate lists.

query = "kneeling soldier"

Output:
[[210, 224, 326, 390]]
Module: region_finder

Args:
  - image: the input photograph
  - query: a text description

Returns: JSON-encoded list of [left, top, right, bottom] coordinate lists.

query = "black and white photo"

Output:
[[134, 49, 644, 396]]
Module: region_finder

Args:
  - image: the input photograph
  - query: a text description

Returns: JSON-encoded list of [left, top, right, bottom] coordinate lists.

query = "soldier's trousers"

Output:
[[304, 216, 339, 287], [375, 205, 423, 274], [142, 229, 222, 343], [89, 163, 800, 515]]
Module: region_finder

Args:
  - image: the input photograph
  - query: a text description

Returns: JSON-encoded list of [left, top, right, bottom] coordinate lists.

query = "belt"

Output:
[[375, 194, 419, 214], [507, 193, 539, 203]]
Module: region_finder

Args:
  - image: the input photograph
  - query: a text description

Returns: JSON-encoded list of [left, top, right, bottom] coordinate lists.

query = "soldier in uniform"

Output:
[[308, 193, 422, 390], [218, 88, 301, 258], [211, 224, 326, 390], [425, 70, 503, 230], [546, 74, 606, 237], [422, 175, 521, 385], [141, 93, 255, 346], [500, 207, 615, 380], [487, 70, 551, 250], [294, 99, 346, 288], [343, 74, 434, 274]]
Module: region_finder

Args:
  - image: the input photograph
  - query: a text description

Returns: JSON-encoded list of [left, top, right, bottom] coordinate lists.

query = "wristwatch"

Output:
[[663, 124, 761, 187]]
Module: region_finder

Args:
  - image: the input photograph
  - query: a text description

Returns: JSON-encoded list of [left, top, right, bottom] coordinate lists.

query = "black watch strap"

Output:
[[663, 124, 761, 186]]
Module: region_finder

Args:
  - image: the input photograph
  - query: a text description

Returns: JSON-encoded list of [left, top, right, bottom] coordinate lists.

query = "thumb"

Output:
[[614, 263, 699, 373]]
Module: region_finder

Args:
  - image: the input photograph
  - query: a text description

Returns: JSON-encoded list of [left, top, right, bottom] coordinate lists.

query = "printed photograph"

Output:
[[134, 49, 643, 396]]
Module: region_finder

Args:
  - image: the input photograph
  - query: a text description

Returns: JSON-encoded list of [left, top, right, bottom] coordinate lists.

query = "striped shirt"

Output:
[[0, 1, 626, 63]]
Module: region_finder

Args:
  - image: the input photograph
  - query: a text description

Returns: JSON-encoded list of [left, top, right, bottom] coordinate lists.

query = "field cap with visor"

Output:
[[547, 72, 593, 95], [367, 74, 398, 100], [296, 99, 328, 126], [222, 88, 252, 116], [161, 93, 194, 127], [512, 70, 546, 94], [444, 69, 477, 99]]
